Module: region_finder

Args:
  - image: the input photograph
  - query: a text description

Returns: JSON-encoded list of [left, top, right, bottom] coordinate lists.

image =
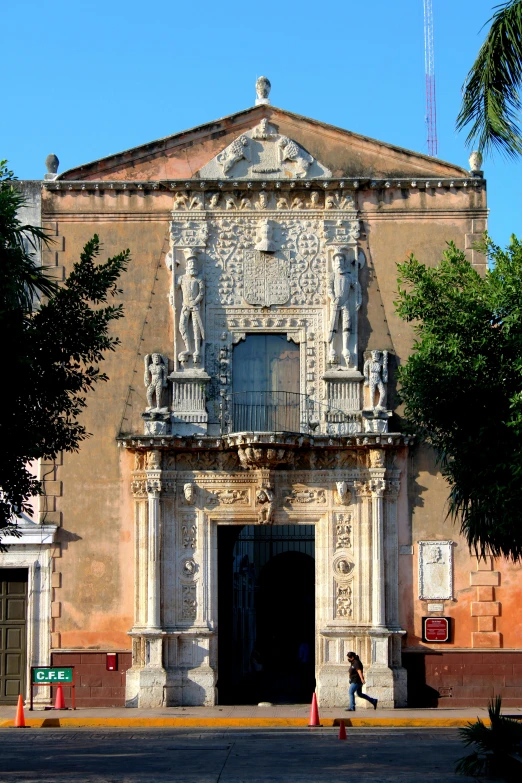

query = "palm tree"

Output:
[[457, 0, 522, 158]]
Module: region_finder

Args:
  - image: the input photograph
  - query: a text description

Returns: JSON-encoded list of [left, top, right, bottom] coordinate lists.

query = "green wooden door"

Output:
[[0, 569, 27, 703]]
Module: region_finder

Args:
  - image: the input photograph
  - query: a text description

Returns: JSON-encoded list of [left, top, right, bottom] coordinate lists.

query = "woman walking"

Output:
[[346, 651, 378, 711]]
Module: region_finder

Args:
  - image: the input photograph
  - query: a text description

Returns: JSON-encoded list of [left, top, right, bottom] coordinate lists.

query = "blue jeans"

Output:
[[349, 682, 375, 710]]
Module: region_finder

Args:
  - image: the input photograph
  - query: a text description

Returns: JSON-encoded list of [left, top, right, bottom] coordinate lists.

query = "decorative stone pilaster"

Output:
[[126, 450, 168, 708], [364, 452, 407, 708]]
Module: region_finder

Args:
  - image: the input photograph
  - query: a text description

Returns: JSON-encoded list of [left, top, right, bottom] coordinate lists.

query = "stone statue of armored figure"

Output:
[[364, 350, 388, 411], [327, 250, 362, 368], [177, 250, 205, 367], [144, 354, 168, 411]]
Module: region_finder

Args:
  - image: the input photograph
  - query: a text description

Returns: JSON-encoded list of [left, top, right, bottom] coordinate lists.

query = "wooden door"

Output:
[[0, 569, 28, 703]]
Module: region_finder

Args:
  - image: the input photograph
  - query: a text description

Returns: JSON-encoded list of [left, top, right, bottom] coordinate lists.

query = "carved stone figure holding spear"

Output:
[[327, 250, 361, 367], [177, 250, 205, 366]]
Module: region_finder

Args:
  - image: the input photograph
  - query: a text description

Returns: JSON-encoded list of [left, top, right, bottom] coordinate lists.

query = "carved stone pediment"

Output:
[[198, 120, 332, 180]]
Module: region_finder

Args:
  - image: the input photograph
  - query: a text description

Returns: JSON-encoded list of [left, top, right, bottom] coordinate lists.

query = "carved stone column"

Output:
[[126, 450, 168, 708], [369, 476, 386, 628]]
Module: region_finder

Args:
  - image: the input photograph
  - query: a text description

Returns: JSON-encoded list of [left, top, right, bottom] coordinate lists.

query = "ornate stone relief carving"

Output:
[[182, 558, 198, 577], [181, 520, 197, 549], [335, 514, 352, 550], [283, 487, 327, 505], [336, 585, 352, 617], [131, 479, 147, 498], [418, 540, 454, 600], [333, 555, 355, 578], [198, 121, 332, 180], [207, 488, 249, 506], [238, 445, 294, 470], [181, 584, 197, 619]]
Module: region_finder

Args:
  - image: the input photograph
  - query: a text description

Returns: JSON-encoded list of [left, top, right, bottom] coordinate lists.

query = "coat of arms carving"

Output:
[[243, 250, 290, 307]]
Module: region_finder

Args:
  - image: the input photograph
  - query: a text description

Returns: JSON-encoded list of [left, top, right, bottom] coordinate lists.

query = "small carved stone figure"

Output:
[[276, 195, 289, 210], [327, 251, 362, 367], [189, 193, 204, 210], [336, 480, 350, 505], [183, 483, 195, 505], [144, 354, 168, 411], [177, 251, 205, 365], [254, 218, 275, 252], [208, 192, 220, 209], [308, 191, 321, 208], [363, 350, 388, 410], [251, 118, 277, 139], [255, 76, 271, 105], [225, 195, 236, 210], [239, 194, 252, 210], [325, 193, 338, 210], [217, 135, 251, 175], [291, 195, 304, 210], [278, 136, 314, 178], [256, 191, 269, 210], [256, 487, 274, 524], [172, 192, 188, 210]]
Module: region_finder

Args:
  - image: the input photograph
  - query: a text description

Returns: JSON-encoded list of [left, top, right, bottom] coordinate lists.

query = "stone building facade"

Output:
[[2, 82, 522, 709]]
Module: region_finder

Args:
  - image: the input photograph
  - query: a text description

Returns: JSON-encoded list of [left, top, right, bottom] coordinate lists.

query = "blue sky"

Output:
[[2, 0, 519, 248]]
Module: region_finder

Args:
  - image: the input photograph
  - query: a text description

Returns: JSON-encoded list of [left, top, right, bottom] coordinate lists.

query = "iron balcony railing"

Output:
[[221, 391, 358, 436]]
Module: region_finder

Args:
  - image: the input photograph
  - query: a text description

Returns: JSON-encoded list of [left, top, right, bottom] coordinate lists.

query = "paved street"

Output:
[[0, 727, 482, 782]]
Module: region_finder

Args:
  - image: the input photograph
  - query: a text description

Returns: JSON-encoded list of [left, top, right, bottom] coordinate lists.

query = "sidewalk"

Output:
[[2, 703, 522, 729]]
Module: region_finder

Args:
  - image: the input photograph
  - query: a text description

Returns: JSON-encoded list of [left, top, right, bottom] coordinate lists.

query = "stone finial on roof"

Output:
[[469, 150, 483, 177], [44, 154, 59, 181], [255, 76, 271, 106]]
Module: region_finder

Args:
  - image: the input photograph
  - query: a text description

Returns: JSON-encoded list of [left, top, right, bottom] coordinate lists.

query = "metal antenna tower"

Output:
[[423, 0, 438, 156]]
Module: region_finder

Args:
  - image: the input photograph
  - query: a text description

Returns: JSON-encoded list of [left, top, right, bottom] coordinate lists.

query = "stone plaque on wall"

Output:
[[418, 540, 454, 600]]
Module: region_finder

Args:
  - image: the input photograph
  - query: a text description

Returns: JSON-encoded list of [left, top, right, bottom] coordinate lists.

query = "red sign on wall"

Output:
[[422, 617, 450, 643]]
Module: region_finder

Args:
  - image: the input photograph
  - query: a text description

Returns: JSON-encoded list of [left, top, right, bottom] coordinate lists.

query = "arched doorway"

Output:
[[217, 524, 315, 705]]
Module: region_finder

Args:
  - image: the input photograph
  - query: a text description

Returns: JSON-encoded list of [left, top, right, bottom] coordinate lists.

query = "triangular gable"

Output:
[[59, 105, 468, 181]]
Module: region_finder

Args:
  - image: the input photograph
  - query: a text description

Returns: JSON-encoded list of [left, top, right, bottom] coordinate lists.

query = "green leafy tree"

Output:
[[457, 0, 522, 157], [0, 162, 129, 535], [395, 237, 522, 561]]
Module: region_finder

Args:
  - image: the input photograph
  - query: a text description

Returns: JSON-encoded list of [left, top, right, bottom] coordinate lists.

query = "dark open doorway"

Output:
[[217, 525, 315, 705]]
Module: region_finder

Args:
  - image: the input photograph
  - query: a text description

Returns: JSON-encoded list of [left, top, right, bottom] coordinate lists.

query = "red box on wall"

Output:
[[422, 617, 450, 643], [106, 653, 118, 671]]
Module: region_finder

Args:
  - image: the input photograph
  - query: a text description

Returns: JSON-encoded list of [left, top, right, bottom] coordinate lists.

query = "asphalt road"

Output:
[[0, 727, 482, 782]]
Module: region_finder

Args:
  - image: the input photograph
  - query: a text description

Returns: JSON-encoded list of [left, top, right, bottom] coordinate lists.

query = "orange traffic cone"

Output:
[[14, 695, 26, 728], [338, 719, 347, 740], [54, 685, 66, 710], [308, 692, 321, 727]]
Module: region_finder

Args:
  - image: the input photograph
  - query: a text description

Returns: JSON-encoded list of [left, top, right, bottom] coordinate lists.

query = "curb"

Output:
[[0, 716, 482, 729]]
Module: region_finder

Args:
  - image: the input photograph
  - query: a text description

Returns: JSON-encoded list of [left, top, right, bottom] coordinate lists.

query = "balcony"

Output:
[[220, 391, 359, 437]]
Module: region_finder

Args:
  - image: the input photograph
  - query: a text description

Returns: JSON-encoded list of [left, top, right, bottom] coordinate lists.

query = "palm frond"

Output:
[[457, 0, 522, 158]]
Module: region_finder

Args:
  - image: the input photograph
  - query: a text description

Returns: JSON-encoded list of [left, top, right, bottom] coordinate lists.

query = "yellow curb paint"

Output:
[[0, 716, 488, 729]]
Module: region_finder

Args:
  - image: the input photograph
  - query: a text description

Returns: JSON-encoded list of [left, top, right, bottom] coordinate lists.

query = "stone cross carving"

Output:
[[144, 354, 168, 411], [177, 251, 205, 366], [327, 250, 362, 367], [364, 350, 388, 411]]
